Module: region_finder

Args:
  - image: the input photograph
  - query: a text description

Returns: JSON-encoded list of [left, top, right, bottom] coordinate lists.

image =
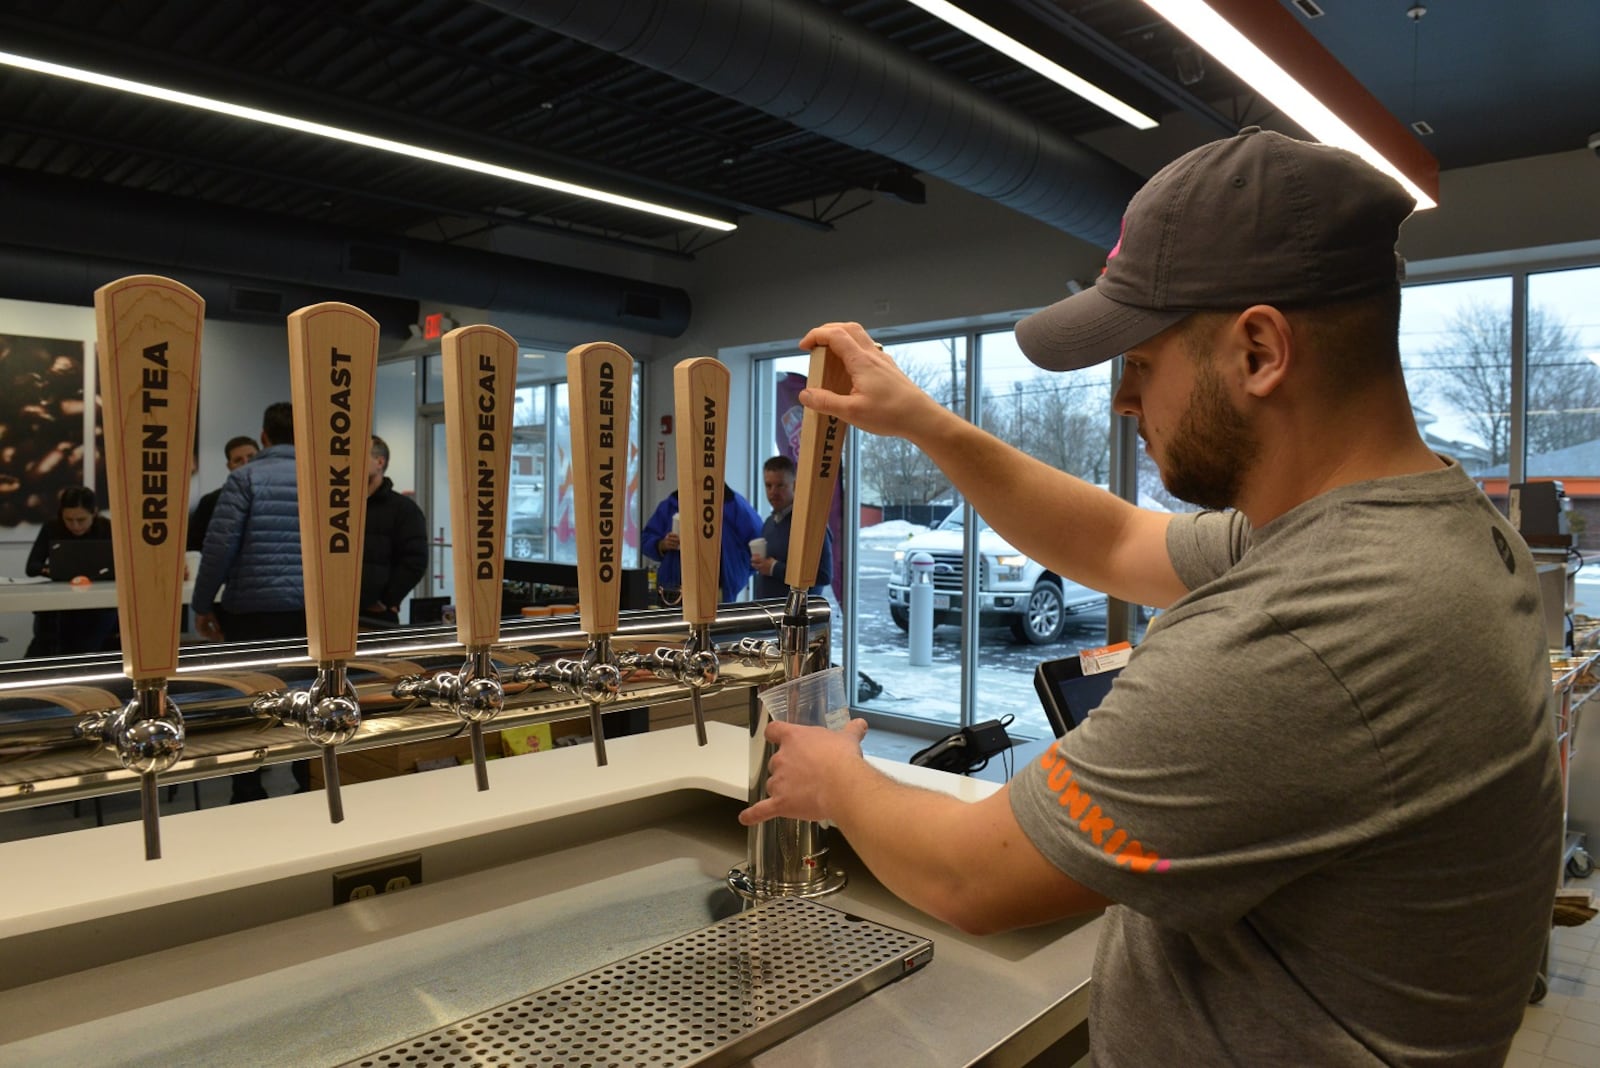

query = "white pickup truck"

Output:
[[885, 510, 1107, 644]]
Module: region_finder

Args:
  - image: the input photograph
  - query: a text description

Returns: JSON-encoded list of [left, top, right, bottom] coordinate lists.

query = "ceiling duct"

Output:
[[481, 0, 1142, 248], [0, 245, 421, 338], [0, 171, 691, 338]]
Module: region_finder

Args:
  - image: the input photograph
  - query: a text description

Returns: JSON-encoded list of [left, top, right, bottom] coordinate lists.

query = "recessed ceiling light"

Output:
[[0, 50, 738, 232]]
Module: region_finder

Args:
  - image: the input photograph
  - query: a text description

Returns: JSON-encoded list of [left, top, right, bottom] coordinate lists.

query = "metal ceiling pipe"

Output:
[[0, 244, 420, 338], [481, 0, 1142, 248], [0, 171, 691, 337]]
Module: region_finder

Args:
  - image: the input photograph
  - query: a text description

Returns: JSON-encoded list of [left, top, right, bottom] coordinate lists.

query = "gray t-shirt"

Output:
[[1011, 460, 1562, 1066]]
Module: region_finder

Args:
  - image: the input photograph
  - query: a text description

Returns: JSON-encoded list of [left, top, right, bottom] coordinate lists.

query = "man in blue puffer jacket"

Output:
[[192, 400, 306, 644], [192, 401, 307, 802]]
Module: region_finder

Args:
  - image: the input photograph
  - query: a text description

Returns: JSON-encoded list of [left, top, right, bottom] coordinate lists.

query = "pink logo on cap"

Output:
[[1107, 217, 1127, 261]]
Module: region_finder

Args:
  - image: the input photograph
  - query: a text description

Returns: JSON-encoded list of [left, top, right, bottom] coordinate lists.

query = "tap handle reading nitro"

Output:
[[787, 346, 850, 596]]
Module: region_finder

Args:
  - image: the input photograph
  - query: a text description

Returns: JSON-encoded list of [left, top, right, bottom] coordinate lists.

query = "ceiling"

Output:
[[0, 0, 1595, 330]]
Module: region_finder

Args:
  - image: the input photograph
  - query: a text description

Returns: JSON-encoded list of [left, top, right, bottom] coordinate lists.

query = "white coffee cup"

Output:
[[671, 512, 680, 535], [749, 537, 766, 558]]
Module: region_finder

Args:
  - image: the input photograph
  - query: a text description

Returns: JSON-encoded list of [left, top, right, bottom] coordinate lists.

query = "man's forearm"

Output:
[[827, 762, 1106, 934]]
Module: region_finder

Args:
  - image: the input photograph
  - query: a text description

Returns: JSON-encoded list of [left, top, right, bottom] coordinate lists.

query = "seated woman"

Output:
[[24, 485, 119, 657]]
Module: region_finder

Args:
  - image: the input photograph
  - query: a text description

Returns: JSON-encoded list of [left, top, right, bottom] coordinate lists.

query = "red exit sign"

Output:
[[422, 313, 444, 340]]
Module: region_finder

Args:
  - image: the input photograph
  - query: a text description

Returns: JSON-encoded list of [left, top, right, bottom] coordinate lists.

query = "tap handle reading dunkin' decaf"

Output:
[[287, 303, 379, 663], [673, 357, 730, 626], [441, 325, 517, 650], [566, 342, 635, 639], [787, 346, 850, 594], [94, 275, 204, 681]]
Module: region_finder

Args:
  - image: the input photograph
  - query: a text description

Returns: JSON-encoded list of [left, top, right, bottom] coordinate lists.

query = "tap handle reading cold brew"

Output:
[[94, 275, 204, 860], [441, 324, 517, 790], [673, 357, 730, 745], [287, 302, 379, 821]]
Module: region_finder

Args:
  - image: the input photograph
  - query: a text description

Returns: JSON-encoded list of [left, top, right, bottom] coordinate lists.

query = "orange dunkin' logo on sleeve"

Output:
[[1038, 743, 1170, 873]]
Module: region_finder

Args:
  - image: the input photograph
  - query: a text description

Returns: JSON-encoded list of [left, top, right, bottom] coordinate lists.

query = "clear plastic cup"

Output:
[[758, 665, 849, 730], [749, 537, 766, 558]]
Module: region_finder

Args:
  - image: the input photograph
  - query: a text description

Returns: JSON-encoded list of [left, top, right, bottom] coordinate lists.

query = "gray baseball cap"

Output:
[[1016, 127, 1416, 372]]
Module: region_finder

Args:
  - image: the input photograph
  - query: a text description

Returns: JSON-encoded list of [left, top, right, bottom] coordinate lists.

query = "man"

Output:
[[360, 435, 428, 626], [742, 129, 1562, 1065], [191, 402, 305, 802], [187, 435, 258, 552], [641, 484, 763, 605], [750, 454, 832, 600]]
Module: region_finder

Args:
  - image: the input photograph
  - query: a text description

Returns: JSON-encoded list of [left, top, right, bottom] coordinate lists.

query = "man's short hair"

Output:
[[763, 455, 796, 477], [370, 435, 390, 464], [261, 402, 294, 447], [224, 435, 258, 459]]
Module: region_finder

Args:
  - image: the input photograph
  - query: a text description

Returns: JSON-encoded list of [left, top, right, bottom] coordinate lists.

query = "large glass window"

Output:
[[969, 330, 1115, 738], [1528, 266, 1600, 616], [856, 337, 965, 729], [1399, 277, 1514, 479]]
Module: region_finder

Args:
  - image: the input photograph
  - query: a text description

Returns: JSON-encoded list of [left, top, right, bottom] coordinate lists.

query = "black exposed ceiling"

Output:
[[0, 0, 1594, 277]]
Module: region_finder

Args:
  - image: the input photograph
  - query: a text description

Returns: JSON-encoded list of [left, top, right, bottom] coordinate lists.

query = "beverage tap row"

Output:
[[57, 272, 848, 899]]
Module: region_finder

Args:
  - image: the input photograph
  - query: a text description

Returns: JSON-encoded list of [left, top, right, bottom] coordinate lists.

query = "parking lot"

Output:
[[833, 531, 1121, 740]]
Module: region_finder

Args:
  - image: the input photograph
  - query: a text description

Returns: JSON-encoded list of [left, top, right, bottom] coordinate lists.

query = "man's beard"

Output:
[[1156, 359, 1257, 511]]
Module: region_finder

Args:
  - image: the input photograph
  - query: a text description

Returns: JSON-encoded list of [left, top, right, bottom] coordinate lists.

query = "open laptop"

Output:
[[1033, 642, 1130, 738], [47, 539, 116, 582]]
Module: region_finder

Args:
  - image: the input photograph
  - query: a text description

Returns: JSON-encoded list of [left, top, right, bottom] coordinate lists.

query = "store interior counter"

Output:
[[0, 721, 1098, 1066]]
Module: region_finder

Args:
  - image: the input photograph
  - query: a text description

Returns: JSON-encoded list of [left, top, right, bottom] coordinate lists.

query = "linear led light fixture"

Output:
[[1139, 1, 1436, 208], [904, 0, 1158, 129], [0, 50, 738, 232]]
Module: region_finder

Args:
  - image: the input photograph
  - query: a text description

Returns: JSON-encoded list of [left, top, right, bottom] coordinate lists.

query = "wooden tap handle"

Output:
[[441, 325, 517, 649], [787, 346, 850, 593], [287, 303, 379, 663], [566, 342, 634, 638], [93, 275, 204, 681], [673, 357, 730, 625]]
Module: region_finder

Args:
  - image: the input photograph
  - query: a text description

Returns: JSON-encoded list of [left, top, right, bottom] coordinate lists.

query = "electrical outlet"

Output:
[[332, 853, 422, 905]]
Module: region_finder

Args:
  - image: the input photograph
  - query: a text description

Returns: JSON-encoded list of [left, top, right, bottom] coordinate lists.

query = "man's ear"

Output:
[[1230, 305, 1293, 398]]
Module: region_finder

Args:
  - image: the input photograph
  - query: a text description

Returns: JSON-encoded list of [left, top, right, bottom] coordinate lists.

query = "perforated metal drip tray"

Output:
[[340, 896, 934, 1068]]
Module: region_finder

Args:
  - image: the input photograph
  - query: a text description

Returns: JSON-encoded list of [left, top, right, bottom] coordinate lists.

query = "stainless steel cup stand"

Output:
[[726, 591, 847, 902]]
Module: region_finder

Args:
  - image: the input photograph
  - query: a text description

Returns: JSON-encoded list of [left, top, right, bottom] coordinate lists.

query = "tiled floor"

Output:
[[1513, 869, 1600, 1068]]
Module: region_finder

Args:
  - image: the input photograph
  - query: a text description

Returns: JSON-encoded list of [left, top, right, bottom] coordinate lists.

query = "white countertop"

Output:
[[0, 577, 194, 613], [0, 721, 1095, 1067]]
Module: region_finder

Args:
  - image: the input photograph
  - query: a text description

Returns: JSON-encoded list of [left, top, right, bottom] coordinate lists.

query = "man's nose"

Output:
[[1112, 377, 1140, 419]]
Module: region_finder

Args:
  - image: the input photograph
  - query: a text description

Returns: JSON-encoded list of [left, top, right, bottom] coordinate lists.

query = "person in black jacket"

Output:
[[187, 435, 258, 552], [360, 435, 428, 626], [23, 484, 118, 656]]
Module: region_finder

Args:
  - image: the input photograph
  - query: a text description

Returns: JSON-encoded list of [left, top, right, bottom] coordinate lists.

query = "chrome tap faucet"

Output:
[[252, 662, 362, 821]]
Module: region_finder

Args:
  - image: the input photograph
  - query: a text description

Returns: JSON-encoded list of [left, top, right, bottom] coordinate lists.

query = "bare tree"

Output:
[[981, 373, 1111, 484], [1415, 301, 1593, 465], [857, 357, 954, 505]]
